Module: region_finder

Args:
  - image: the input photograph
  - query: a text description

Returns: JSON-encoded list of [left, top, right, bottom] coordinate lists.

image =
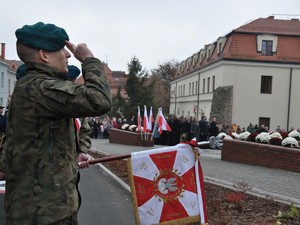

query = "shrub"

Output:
[[247, 132, 259, 142], [282, 137, 299, 148], [270, 132, 282, 140], [239, 131, 250, 141], [231, 132, 239, 139], [280, 131, 288, 139], [129, 125, 137, 132], [270, 137, 282, 146], [255, 132, 270, 144], [121, 123, 130, 130], [288, 130, 300, 141]]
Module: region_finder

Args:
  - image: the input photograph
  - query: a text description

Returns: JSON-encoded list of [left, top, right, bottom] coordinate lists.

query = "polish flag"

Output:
[[143, 105, 149, 132], [74, 118, 81, 133], [148, 106, 154, 132], [137, 106, 142, 131], [158, 108, 171, 134]]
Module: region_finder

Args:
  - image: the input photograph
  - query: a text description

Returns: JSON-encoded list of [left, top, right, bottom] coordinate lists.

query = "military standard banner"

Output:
[[128, 143, 208, 225]]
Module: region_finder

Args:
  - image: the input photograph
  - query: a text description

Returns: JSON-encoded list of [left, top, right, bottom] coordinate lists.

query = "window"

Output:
[[207, 77, 210, 93], [212, 76, 215, 90], [218, 42, 222, 53], [202, 78, 205, 93], [8, 79, 11, 94], [195, 81, 198, 94], [192, 82, 194, 95], [1, 72, 4, 87], [189, 83, 191, 95], [183, 85, 185, 96], [262, 40, 273, 56], [261, 76, 272, 94], [259, 117, 270, 129]]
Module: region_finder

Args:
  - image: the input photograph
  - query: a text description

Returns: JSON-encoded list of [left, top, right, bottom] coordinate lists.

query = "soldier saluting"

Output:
[[2, 22, 111, 225]]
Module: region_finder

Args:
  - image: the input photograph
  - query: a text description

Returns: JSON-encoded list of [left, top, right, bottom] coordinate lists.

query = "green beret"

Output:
[[16, 64, 26, 80], [15, 22, 69, 51], [67, 65, 81, 80]]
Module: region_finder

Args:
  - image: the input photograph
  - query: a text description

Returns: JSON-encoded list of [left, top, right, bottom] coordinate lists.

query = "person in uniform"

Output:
[[3, 22, 111, 225]]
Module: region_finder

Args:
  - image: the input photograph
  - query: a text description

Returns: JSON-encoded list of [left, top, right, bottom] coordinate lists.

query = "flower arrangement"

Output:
[[269, 137, 282, 146], [270, 132, 282, 139], [255, 132, 270, 144], [247, 132, 259, 142], [269, 132, 283, 146], [136, 127, 144, 132], [279, 131, 288, 139], [282, 137, 299, 148], [288, 130, 300, 141], [121, 123, 130, 130], [231, 132, 239, 139], [239, 131, 250, 141], [218, 132, 227, 139], [223, 135, 233, 140], [129, 125, 137, 131]]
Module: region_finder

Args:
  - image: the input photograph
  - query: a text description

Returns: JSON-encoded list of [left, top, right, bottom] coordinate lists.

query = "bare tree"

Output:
[[150, 60, 179, 113]]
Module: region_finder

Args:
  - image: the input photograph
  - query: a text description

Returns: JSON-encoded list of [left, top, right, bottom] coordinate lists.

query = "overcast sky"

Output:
[[1, 0, 299, 72]]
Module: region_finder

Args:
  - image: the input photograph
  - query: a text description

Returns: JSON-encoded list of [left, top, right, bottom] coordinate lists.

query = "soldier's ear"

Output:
[[38, 50, 49, 63]]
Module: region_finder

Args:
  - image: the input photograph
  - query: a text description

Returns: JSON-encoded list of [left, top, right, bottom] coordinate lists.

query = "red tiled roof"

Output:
[[175, 16, 300, 78], [235, 16, 300, 36]]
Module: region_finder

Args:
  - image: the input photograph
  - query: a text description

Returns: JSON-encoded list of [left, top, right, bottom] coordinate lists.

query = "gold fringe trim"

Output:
[[127, 158, 141, 225]]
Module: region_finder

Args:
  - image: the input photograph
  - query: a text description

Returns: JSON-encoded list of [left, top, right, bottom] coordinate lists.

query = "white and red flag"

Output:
[[74, 118, 81, 133], [148, 106, 154, 132], [157, 108, 171, 134], [128, 143, 208, 225], [0, 180, 5, 194], [137, 106, 142, 131], [143, 105, 149, 132]]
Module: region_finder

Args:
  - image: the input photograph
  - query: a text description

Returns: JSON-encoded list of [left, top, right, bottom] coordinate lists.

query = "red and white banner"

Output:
[[137, 106, 142, 131], [0, 181, 5, 194], [74, 118, 81, 133], [148, 107, 154, 132], [157, 108, 171, 134], [143, 105, 149, 132], [128, 143, 208, 225]]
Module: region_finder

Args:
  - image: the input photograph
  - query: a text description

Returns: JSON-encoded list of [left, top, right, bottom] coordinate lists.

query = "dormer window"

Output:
[[257, 34, 277, 56], [217, 37, 227, 54], [206, 44, 215, 59], [262, 40, 273, 56]]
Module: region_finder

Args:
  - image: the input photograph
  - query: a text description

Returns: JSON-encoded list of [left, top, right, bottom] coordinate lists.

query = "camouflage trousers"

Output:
[[49, 211, 78, 225]]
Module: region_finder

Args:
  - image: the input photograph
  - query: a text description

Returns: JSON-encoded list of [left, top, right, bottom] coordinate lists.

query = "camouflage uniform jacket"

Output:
[[4, 57, 111, 225]]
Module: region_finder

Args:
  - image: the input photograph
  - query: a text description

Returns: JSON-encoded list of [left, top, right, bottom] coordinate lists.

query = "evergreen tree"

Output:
[[124, 56, 153, 118], [111, 85, 126, 117]]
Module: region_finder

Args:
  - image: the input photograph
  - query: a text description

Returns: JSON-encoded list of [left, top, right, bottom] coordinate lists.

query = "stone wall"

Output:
[[221, 139, 300, 173], [210, 85, 233, 125]]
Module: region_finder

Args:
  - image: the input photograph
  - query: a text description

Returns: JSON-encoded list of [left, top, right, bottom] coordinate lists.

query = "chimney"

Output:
[[0, 43, 5, 59], [267, 16, 275, 20]]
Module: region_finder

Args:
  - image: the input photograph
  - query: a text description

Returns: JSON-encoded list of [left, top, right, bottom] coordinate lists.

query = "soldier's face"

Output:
[[46, 48, 71, 74]]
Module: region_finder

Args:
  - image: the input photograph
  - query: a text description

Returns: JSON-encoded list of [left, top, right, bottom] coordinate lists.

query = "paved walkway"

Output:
[[91, 139, 300, 207]]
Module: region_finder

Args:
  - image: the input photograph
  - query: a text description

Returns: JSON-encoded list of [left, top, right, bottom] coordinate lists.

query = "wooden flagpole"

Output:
[[86, 141, 210, 165]]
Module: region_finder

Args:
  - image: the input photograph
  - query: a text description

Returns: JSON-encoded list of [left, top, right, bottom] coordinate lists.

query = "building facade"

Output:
[[170, 16, 300, 131], [0, 43, 18, 109]]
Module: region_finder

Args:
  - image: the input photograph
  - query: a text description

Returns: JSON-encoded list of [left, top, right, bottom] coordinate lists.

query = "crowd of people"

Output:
[[90, 114, 300, 147]]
